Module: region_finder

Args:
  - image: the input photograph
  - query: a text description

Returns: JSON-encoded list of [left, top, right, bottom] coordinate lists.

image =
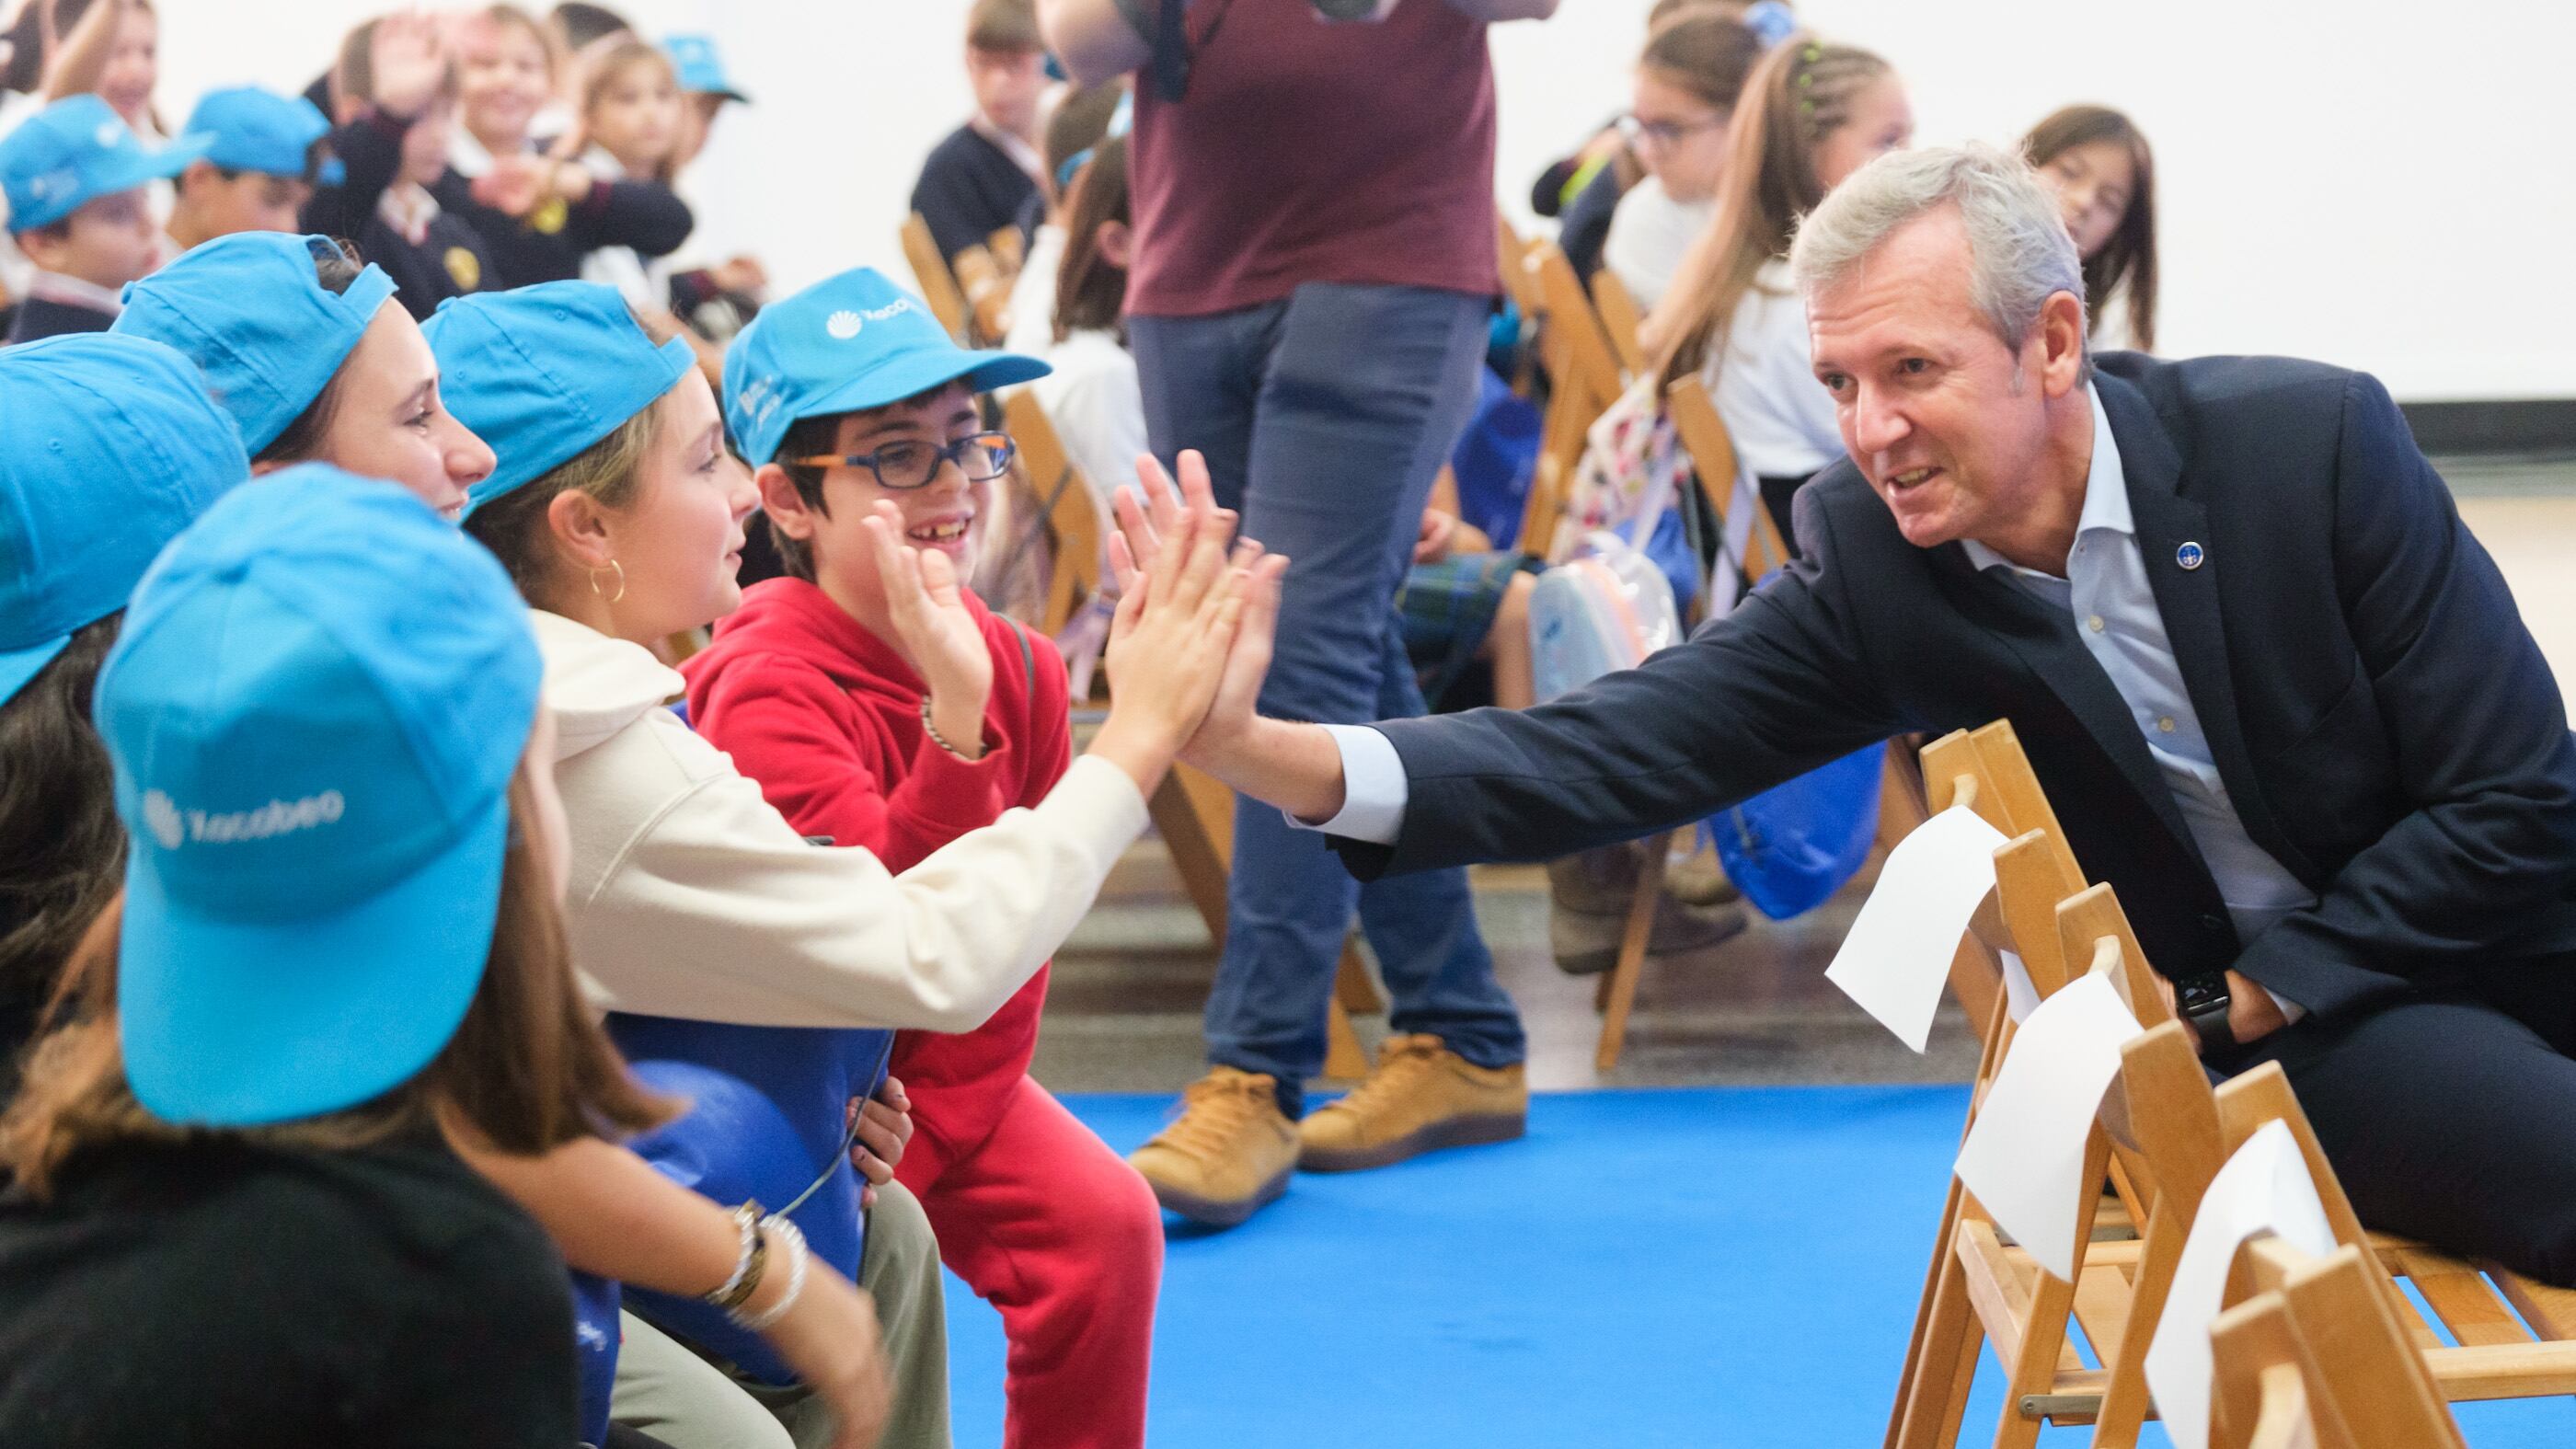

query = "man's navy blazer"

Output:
[[1335, 352, 2576, 1019]]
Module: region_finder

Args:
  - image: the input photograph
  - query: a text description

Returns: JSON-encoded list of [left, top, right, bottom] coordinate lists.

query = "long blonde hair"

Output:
[[1644, 36, 1891, 389]]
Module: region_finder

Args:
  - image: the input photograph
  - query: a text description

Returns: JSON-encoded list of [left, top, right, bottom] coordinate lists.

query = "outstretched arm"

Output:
[[1113, 455, 1904, 879]]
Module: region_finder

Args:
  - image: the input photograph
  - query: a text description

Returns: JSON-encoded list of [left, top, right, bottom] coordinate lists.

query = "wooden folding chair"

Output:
[[1882, 719, 2106, 1449], [1663, 377, 1795, 585], [1581, 384, 1800, 1075], [984, 224, 1026, 276], [997, 391, 1106, 638], [1494, 210, 1544, 395], [952, 224, 1023, 345], [1897, 886, 2156, 1449], [1589, 267, 1649, 380], [2209, 1242, 2468, 1449], [2091, 1004, 2576, 1443], [899, 213, 973, 343], [1518, 242, 1626, 563], [1928, 874, 2576, 1447]]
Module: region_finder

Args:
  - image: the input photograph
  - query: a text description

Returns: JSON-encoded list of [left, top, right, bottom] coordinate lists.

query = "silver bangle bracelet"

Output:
[[732, 1214, 811, 1332], [703, 1202, 763, 1309]]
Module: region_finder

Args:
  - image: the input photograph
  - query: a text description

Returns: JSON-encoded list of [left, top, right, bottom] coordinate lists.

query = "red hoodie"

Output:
[[680, 576, 1070, 1187]]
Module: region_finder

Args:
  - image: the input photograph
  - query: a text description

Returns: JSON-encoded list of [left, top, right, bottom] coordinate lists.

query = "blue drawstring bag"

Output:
[[1448, 365, 1541, 549], [1708, 742, 1885, 919]]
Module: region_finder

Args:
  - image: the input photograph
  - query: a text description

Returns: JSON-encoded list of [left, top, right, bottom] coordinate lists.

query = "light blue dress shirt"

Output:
[[1302, 388, 2316, 1011]]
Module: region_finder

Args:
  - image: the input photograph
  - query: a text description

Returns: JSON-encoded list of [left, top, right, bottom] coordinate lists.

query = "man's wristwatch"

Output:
[[2173, 972, 2235, 1054]]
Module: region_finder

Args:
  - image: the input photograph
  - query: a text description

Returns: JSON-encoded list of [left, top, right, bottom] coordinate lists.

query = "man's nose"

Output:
[[1854, 387, 1911, 455]]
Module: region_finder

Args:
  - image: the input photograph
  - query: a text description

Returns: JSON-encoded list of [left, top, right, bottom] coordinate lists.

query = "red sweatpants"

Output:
[[907, 1075, 1163, 1449]]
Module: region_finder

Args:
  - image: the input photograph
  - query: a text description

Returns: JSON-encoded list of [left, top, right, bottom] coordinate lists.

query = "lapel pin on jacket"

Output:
[[2176, 541, 2205, 570]]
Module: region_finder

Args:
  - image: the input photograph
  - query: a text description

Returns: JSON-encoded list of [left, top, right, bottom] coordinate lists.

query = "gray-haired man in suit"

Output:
[[1117, 144, 2576, 1282]]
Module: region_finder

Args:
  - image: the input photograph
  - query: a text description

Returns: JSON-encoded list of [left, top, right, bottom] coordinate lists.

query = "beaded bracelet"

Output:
[[732, 1214, 811, 1332], [704, 1201, 768, 1312], [919, 697, 983, 761]]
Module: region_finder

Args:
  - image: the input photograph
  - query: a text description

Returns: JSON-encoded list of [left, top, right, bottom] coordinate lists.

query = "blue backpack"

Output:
[[1707, 742, 1885, 920]]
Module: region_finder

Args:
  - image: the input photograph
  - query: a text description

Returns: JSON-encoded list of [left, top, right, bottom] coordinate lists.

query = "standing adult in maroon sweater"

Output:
[[1046, 0, 1558, 1227]]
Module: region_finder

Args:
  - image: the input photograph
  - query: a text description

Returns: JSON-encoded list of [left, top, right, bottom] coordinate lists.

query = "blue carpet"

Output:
[[940, 1087, 2576, 1448]]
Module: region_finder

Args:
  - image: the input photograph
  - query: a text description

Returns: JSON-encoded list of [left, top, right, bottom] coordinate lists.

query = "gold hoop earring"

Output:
[[588, 559, 627, 604]]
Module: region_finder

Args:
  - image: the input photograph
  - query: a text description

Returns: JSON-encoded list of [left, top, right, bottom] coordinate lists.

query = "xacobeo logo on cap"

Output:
[[142, 787, 347, 850], [823, 299, 916, 341]]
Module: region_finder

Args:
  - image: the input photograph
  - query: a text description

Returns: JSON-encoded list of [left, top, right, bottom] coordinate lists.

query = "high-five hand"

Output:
[[1110, 453, 1285, 773], [1087, 468, 1268, 795]]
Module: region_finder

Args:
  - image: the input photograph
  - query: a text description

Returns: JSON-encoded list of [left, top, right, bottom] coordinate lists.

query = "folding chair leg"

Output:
[[1892, 1246, 1984, 1449], [1889, 1178, 1970, 1443], [2088, 1211, 2187, 1447], [1593, 833, 1670, 1071], [1325, 998, 1370, 1080], [1336, 941, 1385, 1014]]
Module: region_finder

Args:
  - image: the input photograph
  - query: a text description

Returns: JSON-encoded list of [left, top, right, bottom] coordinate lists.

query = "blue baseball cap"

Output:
[[180, 86, 345, 186], [722, 266, 1048, 468], [96, 466, 543, 1127], [663, 34, 749, 103], [0, 94, 212, 233], [115, 232, 401, 455], [0, 333, 247, 706], [424, 282, 696, 516]]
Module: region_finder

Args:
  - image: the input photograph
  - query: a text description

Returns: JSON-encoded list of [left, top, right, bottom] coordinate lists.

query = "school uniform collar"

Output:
[[969, 113, 1046, 188], [445, 126, 534, 179]]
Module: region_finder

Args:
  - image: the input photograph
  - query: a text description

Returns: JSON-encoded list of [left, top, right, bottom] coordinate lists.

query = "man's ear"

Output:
[[176, 157, 220, 200], [2035, 289, 2088, 399], [754, 463, 818, 541]]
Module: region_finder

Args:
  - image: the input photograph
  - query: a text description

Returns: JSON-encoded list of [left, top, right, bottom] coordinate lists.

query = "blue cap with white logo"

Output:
[[180, 85, 345, 185], [116, 232, 401, 455], [0, 332, 248, 706], [0, 93, 212, 234], [663, 34, 748, 103], [424, 282, 696, 516], [722, 266, 1048, 468], [97, 465, 543, 1127]]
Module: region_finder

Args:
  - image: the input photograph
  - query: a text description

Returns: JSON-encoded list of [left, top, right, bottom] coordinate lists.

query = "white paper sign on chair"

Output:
[[1951, 972, 2145, 1281], [2144, 1119, 2338, 1449], [1824, 806, 2008, 1052]]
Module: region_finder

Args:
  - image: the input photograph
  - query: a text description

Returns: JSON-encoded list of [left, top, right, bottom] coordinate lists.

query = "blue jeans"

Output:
[[1131, 282, 1526, 1115]]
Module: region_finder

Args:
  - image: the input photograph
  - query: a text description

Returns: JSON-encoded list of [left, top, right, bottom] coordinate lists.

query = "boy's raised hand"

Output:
[[862, 501, 995, 758]]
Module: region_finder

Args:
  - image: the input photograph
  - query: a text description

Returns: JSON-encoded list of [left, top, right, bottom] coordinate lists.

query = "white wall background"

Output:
[[151, 0, 2574, 399]]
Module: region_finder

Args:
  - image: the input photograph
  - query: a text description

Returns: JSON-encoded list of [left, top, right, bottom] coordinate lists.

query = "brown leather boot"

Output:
[[1127, 1067, 1301, 1227], [1547, 842, 1748, 974], [1297, 1034, 1528, 1172]]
